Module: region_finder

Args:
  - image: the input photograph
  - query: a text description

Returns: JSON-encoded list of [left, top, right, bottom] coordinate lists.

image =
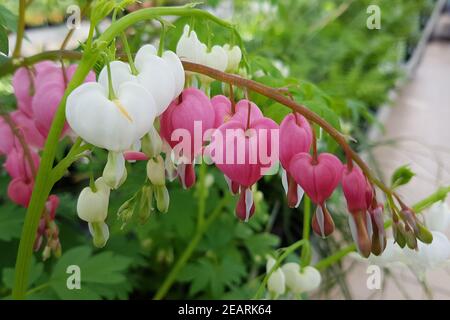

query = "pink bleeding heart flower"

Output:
[[279, 113, 312, 208], [32, 64, 96, 137], [231, 99, 264, 126], [7, 178, 33, 207], [11, 110, 45, 150], [289, 152, 343, 238], [342, 165, 373, 257], [12, 61, 58, 117], [210, 116, 278, 221], [160, 88, 215, 189], [4, 147, 40, 181], [211, 96, 264, 128]]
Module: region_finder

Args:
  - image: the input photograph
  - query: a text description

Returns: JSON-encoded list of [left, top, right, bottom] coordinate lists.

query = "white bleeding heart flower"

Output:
[[66, 69, 157, 152], [199, 45, 228, 84], [103, 151, 127, 189], [424, 201, 450, 233], [223, 44, 242, 73], [77, 177, 110, 223], [176, 25, 206, 65], [134, 45, 175, 115], [266, 257, 286, 296], [281, 262, 303, 294], [281, 263, 321, 294]]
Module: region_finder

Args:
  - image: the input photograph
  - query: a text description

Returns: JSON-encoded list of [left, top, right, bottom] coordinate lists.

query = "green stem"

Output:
[[196, 162, 207, 227], [300, 196, 311, 267], [12, 0, 26, 58], [253, 239, 306, 299], [120, 33, 138, 75], [153, 195, 230, 300], [314, 244, 356, 271]]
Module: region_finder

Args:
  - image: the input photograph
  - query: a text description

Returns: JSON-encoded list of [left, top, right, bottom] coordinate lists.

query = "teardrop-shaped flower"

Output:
[[66, 67, 157, 152]]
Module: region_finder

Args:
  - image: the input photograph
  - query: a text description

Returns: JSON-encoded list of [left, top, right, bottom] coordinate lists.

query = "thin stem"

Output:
[[12, 0, 26, 58], [253, 239, 306, 299], [300, 196, 311, 266], [182, 61, 393, 197], [120, 33, 138, 75], [153, 195, 231, 300], [105, 60, 116, 100]]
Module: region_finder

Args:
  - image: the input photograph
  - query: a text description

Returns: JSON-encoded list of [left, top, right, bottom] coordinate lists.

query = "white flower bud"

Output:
[[77, 177, 110, 223], [103, 151, 127, 189], [146, 155, 166, 186]]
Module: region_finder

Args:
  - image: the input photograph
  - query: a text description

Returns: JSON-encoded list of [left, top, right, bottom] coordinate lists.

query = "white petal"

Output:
[[98, 61, 137, 95], [137, 56, 176, 115], [162, 50, 185, 98], [280, 167, 288, 195], [135, 44, 158, 71], [295, 185, 304, 208]]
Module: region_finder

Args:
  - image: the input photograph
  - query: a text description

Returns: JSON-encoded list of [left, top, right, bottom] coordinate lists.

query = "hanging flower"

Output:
[[289, 153, 343, 237], [279, 113, 312, 208], [66, 65, 157, 152], [281, 263, 322, 294], [266, 257, 285, 296], [223, 44, 242, 73]]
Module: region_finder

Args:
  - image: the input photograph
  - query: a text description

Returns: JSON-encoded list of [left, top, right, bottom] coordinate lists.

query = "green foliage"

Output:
[[391, 164, 415, 189]]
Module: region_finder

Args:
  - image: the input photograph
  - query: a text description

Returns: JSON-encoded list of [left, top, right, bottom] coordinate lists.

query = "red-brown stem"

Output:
[[311, 122, 318, 164], [1, 113, 37, 178], [182, 61, 393, 196], [229, 83, 235, 114]]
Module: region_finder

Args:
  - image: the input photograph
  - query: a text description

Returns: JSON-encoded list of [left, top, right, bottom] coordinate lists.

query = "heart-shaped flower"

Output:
[[66, 68, 157, 152], [279, 113, 312, 208], [289, 152, 343, 237], [281, 263, 322, 294], [11, 110, 45, 150], [176, 25, 206, 65]]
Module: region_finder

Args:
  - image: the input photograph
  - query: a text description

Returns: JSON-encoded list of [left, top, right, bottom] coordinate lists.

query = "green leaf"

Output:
[[0, 203, 25, 241], [244, 233, 280, 258], [0, 4, 18, 32], [0, 27, 8, 55], [48, 246, 131, 299], [391, 165, 415, 189], [2, 256, 43, 289]]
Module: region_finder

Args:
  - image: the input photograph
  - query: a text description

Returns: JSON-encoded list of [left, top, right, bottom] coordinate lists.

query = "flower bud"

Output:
[[88, 221, 110, 248], [154, 185, 170, 213], [369, 205, 387, 256], [146, 155, 166, 186], [138, 185, 153, 224], [117, 197, 136, 228], [103, 152, 127, 189], [77, 177, 110, 223], [142, 126, 162, 158], [416, 222, 433, 244], [393, 221, 406, 248]]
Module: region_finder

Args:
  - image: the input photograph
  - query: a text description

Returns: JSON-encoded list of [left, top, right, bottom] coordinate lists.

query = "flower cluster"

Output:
[[0, 61, 95, 258]]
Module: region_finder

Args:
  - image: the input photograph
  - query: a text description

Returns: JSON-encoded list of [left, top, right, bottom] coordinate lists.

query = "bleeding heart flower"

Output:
[[7, 178, 33, 207], [279, 113, 312, 208], [223, 44, 242, 73], [66, 64, 157, 152], [342, 165, 373, 257], [289, 152, 343, 237], [176, 25, 206, 65], [160, 88, 215, 189], [211, 95, 233, 128], [210, 116, 278, 221], [281, 263, 322, 294], [199, 45, 228, 84], [266, 257, 286, 296], [12, 61, 55, 117]]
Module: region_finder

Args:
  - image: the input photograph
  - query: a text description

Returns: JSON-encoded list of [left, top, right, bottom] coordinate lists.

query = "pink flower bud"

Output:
[[279, 113, 312, 171], [341, 165, 369, 213]]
